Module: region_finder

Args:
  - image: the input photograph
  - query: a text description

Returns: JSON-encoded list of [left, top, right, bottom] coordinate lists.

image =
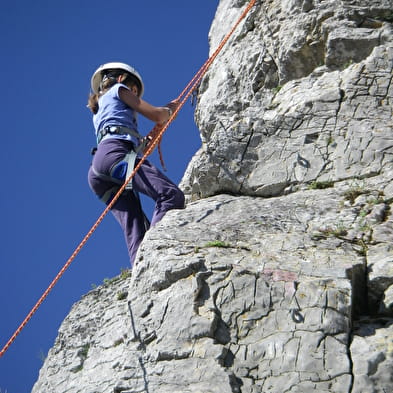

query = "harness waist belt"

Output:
[[97, 126, 142, 144]]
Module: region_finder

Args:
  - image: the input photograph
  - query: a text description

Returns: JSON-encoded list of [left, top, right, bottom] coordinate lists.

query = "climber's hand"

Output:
[[165, 100, 180, 121]]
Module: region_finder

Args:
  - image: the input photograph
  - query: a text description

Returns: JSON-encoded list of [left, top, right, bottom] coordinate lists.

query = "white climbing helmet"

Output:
[[90, 62, 144, 96]]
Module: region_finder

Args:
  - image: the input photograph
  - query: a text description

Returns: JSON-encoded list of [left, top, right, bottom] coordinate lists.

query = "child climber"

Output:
[[87, 62, 185, 266]]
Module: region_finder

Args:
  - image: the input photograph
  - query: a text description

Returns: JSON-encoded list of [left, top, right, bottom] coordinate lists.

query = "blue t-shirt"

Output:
[[93, 83, 139, 144]]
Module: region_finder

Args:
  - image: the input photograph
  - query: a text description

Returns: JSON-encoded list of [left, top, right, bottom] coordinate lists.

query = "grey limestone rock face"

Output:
[[33, 183, 393, 392], [33, 0, 393, 392], [181, 0, 393, 201]]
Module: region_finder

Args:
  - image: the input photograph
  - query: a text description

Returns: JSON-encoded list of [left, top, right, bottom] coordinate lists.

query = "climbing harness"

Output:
[[94, 125, 148, 194], [0, 0, 256, 358], [92, 126, 155, 202], [90, 150, 139, 203], [96, 125, 143, 144]]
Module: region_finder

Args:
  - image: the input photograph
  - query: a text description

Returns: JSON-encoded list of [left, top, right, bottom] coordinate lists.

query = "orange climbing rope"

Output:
[[0, 0, 256, 358]]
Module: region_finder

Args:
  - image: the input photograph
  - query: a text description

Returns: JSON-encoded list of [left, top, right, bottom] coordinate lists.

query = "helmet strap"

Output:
[[117, 74, 127, 83]]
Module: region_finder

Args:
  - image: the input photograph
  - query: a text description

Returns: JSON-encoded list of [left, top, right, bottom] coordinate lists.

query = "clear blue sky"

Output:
[[0, 1, 218, 391]]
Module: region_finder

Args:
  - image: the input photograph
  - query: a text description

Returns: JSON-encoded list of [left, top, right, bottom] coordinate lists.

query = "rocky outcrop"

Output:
[[182, 0, 393, 200], [33, 0, 393, 392]]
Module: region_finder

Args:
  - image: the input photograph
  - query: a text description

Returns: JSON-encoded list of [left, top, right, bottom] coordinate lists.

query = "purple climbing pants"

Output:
[[88, 138, 185, 266]]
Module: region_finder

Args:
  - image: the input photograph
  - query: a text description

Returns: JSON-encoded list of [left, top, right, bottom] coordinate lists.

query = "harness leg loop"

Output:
[[123, 150, 138, 191]]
